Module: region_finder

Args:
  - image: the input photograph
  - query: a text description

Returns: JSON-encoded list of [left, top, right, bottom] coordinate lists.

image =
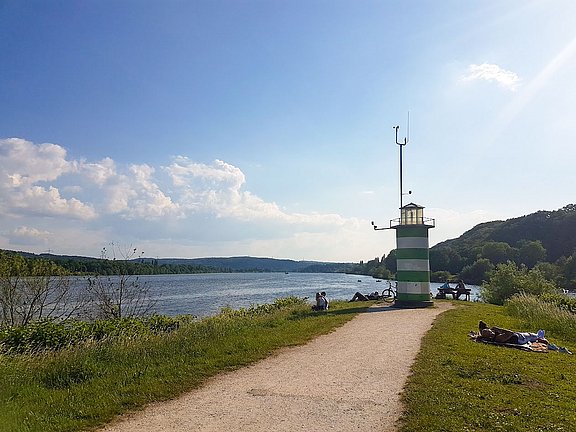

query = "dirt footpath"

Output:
[[100, 302, 451, 432]]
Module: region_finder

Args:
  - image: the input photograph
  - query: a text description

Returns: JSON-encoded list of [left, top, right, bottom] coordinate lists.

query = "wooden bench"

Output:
[[436, 287, 471, 301]]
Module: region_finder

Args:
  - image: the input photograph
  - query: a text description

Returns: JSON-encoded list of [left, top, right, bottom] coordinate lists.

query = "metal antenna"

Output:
[[395, 125, 408, 209]]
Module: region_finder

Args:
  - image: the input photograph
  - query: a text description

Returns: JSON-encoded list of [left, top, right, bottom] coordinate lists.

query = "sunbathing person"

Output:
[[478, 321, 547, 345], [349, 291, 380, 302]]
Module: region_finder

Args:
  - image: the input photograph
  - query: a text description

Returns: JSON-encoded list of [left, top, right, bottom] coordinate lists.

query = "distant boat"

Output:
[[357, 279, 362, 282], [285, 272, 289, 274], [376, 280, 382, 282]]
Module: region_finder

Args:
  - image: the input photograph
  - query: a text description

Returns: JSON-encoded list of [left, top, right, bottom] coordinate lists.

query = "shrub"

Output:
[[480, 261, 557, 305], [0, 315, 182, 353]]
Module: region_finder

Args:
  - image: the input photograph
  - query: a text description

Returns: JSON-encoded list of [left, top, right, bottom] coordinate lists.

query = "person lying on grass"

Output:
[[477, 320, 548, 345], [349, 291, 381, 302]]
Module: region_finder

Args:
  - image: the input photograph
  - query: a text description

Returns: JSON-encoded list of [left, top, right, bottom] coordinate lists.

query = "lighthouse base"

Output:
[[393, 299, 434, 309]]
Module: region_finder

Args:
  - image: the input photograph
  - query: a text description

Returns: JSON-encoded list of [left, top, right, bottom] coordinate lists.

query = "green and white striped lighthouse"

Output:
[[392, 203, 434, 308]]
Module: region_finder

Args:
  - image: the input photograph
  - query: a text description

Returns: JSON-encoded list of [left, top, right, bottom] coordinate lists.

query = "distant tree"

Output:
[[516, 240, 547, 268], [430, 247, 463, 274], [481, 241, 517, 265], [431, 271, 452, 283], [559, 251, 576, 290], [384, 250, 397, 273], [459, 258, 494, 285]]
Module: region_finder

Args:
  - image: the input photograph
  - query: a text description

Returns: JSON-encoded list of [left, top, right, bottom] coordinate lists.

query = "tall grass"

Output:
[[505, 292, 576, 342], [0, 298, 364, 432]]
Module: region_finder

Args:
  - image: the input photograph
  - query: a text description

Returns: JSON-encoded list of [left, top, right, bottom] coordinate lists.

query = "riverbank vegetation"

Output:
[[400, 297, 576, 431], [0, 298, 364, 432]]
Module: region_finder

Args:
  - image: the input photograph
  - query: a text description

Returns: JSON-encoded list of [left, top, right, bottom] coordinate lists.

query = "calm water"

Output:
[[118, 273, 482, 317]]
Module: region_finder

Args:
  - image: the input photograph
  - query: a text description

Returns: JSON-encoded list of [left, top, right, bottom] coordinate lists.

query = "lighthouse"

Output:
[[391, 202, 434, 308], [372, 123, 435, 308]]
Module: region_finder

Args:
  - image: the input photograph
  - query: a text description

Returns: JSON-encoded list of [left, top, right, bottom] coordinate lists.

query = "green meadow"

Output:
[[2, 295, 576, 432], [400, 298, 576, 432], [0, 298, 363, 432]]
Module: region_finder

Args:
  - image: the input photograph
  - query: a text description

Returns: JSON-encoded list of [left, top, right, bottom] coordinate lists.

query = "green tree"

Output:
[[459, 258, 494, 285], [516, 240, 547, 268], [481, 241, 517, 265], [560, 252, 576, 290], [480, 261, 557, 305], [430, 247, 463, 274], [384, 250, 397, 273]]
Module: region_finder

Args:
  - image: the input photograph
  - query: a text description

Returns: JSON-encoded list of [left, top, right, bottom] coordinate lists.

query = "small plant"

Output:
[[86, 244, 156, 319]]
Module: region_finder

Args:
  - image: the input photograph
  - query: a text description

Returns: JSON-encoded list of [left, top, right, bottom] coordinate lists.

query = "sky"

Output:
[[1, 0, 575, 263]]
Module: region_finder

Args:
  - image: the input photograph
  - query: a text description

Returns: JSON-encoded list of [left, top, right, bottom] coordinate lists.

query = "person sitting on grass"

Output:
[[312, 292, 328, 311], [320, 291, 329, 310]]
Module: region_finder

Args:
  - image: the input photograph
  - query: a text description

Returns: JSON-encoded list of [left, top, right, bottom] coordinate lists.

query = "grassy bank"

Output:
[[400, 301, 576, 431], [0, 299, 366, 432]]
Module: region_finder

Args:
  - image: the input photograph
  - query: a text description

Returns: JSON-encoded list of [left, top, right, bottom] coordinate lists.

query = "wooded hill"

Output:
[[433, 204, 576, 263], [350, 204, 576, 287], [428, 204, 576, 286], [0, 251, 352, 275]]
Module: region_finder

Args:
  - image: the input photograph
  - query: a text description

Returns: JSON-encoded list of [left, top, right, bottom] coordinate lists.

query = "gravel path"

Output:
[[100, 302, 451, 432]]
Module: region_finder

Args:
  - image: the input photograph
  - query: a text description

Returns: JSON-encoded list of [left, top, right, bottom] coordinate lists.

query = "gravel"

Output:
[[99, 302, 451, 432]]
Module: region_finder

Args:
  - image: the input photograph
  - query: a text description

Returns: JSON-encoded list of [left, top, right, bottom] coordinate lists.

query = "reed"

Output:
[[505, 292, 576, 342]]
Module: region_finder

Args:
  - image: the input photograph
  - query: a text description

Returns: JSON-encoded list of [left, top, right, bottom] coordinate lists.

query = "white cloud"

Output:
[[0, 139, 95, 220], [0, 138, 75, 186], [79, 157, 117, 186], [462, 63, 521, 91], [0, 138, 365, 260], [19, 186, 97, 219], [7, 226, 51, 246]]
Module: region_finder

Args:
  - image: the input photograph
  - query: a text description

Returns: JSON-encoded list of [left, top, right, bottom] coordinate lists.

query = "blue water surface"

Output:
[[122, 273, 482, 317]]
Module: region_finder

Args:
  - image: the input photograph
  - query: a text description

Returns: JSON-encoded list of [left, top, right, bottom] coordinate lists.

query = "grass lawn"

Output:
[[0, 300, 366, 432], [399, 301, 576, 431]]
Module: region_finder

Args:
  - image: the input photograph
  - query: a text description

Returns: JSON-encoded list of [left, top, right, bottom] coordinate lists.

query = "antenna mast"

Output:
[[395, 124, 408, 209]]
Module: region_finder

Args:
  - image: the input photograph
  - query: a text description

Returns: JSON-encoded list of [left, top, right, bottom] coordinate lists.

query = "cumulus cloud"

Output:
[[7, 226, 51, 246], [0, 139, 95, 220], [462, 63, 521, 90], [0, 138, 352, 234], [164, 157, 348, 226], [0, 138, 365, 259], [0, 138, 75, 185]]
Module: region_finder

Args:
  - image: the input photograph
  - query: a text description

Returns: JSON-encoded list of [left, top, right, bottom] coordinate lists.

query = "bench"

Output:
[[436, 287, 471, 301]]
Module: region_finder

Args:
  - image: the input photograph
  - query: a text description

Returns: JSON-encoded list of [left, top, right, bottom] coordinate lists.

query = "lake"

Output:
[[119, 273, 482, 317]]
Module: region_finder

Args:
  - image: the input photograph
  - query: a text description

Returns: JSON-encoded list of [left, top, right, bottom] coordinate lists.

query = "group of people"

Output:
[[435, 279, 469, 300], [312, 291, 329, 311]]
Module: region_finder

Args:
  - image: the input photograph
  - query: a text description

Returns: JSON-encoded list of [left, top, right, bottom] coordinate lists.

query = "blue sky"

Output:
[[1, 0, 575, 262]]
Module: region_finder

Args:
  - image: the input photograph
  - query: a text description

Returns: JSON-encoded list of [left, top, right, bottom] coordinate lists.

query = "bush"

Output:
[[480, 261, 557, 305], [0, 315, 182, 353]]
